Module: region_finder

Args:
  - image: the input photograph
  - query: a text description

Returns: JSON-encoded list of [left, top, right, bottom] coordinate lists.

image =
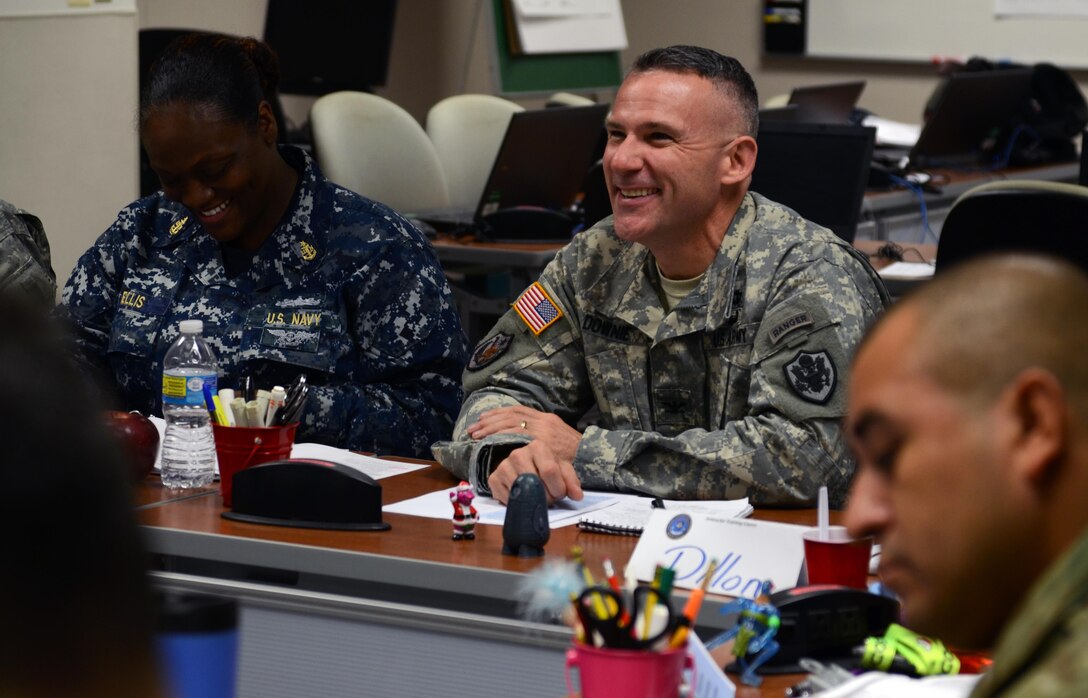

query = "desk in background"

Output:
[[856, 160, 1079, 244], [139, 464, 820, 698]]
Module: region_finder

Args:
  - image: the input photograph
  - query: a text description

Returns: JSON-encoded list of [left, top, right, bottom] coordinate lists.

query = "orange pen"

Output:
[[668, 559, 716, 649]]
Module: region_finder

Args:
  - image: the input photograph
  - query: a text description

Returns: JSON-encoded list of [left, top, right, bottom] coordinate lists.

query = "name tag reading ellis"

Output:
[[626, 510, 806, 599]]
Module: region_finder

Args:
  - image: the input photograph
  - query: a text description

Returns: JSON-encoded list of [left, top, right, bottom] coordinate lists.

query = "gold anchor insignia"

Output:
[[299, 241, 317, 261], [169, 216, 189, 236]]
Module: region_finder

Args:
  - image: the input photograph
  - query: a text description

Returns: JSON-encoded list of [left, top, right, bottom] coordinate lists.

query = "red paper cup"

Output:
[[212, 423, 297, 507], [803, 525, 874, 589], [565, 645, 693, 698]]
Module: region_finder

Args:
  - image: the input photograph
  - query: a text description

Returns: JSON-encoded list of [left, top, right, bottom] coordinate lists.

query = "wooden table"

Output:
[[138, 464, 825, 697]]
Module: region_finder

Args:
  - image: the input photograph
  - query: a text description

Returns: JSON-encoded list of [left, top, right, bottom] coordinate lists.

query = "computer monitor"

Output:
[[263, 0, 397, 96], [751, 122, 876, 243], [909, 69, 1034, 169], [786, 81, 866, 123]]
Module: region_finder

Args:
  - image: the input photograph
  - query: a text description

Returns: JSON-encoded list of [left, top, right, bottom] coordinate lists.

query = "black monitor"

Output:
[[750, 122, 876, 243], [263, 0, 397, 96]]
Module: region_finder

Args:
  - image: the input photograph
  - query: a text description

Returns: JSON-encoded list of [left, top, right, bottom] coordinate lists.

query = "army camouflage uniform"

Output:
[[970, 528, 1088, 698], [436, 193, 888, 506], [0, 199, 55, 308], [60, 146, 468, 457]]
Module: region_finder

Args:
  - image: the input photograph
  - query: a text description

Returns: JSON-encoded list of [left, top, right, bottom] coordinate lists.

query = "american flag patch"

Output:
[[513, 282, 563, 335]]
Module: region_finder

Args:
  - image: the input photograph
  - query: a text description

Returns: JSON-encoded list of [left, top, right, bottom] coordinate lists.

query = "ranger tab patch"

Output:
[[784, 350, 836, 404], [468, 333, 512, 371], [513, 282, 563, 335], [770, 311, 813, 344]]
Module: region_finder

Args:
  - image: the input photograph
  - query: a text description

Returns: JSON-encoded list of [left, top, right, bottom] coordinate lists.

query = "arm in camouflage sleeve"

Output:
[[57, 206, 145, 380], [436, 256, 596, 482], [301, 243, 469, 458], [574, 255, 884, 507]]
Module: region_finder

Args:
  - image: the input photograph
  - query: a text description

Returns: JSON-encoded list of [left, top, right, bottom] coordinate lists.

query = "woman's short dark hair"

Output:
[[630, 45, 760, 136], [140, 32, 280, 130]]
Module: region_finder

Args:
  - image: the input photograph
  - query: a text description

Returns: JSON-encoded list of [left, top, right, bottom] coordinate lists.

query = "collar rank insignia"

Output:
[[169, 216, 189, 236], [513, 282, 563, 335], [784, 350, 836, 404], [299, 241, 317, 261]]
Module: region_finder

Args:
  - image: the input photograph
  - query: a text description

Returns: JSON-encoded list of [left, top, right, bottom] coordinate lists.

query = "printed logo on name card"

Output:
[[666, 514, 692, 539]]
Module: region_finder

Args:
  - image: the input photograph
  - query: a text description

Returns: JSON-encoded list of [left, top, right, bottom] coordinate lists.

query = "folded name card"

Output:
[[626, 510, 806, 599]]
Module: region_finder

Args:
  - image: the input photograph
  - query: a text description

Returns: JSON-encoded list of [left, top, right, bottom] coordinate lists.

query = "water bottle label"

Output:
[[162, 373, 218, 407]]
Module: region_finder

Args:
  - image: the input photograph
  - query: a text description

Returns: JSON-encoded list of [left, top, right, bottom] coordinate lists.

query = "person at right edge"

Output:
[[435, 45, 889, 506]]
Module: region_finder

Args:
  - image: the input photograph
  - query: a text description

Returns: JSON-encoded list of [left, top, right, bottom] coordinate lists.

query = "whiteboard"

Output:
[[806, 0, 1088, 68]]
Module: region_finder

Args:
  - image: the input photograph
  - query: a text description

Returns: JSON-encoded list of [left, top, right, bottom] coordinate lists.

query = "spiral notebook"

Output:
[[577, 496, 753, 536]]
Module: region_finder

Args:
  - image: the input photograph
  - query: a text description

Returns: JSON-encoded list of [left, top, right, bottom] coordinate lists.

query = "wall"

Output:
[[0, 7, 139, 296], [11, 0, 1088, 289]]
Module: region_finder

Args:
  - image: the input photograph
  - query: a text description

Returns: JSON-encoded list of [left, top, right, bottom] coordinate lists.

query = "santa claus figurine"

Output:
[[450, 480, 478, 541]]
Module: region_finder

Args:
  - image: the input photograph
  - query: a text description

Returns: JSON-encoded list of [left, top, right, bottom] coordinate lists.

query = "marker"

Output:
[[265, 385, 287, 426], [245, 400, 263, 428], [218, 388, 236, 426], [230, 397, 249, 427], [668, 559, 716, 649]]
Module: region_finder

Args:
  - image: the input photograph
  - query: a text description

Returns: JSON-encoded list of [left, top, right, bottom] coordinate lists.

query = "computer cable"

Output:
[[888, 173, 940, 244]]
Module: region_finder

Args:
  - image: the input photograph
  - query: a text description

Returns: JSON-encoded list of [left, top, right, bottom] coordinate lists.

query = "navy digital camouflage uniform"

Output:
[[60, 146, 468, 457], [436, 193, 889, 506], [0, 198, 55, 308], [969, 527, 1088, 698]]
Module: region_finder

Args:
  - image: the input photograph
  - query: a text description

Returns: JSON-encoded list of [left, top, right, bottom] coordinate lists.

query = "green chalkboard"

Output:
[[492, 0, 623, 95]]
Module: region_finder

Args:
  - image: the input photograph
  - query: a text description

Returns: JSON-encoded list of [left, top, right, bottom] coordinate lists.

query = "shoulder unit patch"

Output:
[[467, 332, 513, 371], [784, 349, 837, 404]]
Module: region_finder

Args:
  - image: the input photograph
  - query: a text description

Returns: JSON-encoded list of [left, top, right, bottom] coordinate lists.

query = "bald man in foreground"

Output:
[[845, 254, 1088, 697]]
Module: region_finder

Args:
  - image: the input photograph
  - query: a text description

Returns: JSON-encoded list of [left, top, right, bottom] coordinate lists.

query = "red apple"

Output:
[[104, 410, 160, 482]]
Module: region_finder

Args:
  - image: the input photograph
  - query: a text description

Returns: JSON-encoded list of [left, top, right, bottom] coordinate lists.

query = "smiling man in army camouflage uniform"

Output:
[[435, 45, 888, 506]]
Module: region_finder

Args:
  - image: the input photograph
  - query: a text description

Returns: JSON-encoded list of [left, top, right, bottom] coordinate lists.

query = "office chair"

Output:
[[310, 91, 450, 212], [425, 94, 524, 211], [935, 179, 1088, 274], [545, 91, 596, 107]]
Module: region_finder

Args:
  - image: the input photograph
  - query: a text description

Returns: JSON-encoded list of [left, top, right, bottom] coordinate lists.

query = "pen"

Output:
[[601, 558, 630, 626], [201, 384, 222, 425], [265, 385, 287, 426], [240, 373, 256, 402], [668, 558, 716, 649], [641, 566, 662, 640], [571, 546, 608, 619]]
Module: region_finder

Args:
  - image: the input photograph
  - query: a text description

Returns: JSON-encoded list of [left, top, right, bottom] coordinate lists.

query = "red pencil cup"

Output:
[[565, 645, 694, 698], [212, 423, 297, 507], [802, 525, 874, 589]]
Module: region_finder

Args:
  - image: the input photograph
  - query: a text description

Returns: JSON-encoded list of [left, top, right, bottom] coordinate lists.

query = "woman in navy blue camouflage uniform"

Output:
[[59, 33, 468, 457]]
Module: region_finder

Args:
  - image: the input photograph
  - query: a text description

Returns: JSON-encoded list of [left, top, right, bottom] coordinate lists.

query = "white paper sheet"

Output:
[[862, 115, 922, 147], [383, 488, 617, 527], [511, 0, 627, 54], [688, 630, 737, 698], [288, 443, 429, 480], [149, 416, 425, 481], [877, 261, 936, 280]]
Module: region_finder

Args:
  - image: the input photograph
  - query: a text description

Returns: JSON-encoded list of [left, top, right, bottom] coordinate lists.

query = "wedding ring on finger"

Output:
[[520, 420, 527, 430]]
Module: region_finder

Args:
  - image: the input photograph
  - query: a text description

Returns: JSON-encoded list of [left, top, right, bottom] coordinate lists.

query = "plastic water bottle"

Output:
[[161, 319, 218, 489]]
